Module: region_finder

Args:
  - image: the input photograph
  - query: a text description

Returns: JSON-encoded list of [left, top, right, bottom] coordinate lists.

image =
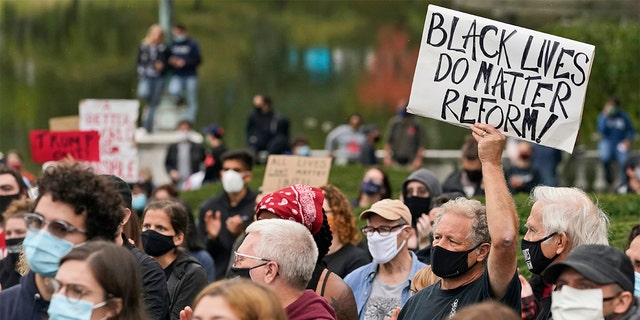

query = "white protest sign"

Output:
[[79, 99, 140, 182], [261, 155, 332, 195], [408, 5, 595, 153]]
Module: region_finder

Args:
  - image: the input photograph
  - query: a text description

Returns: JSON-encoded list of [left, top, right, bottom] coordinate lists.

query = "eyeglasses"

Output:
[[361, 224, 407, 237], [23, 213, 87, 238], [49, 278, 112, 304], [233, 251, 270, 266]]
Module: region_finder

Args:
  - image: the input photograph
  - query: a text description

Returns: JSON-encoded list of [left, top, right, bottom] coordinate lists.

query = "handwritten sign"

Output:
[[79, 99, 139, 182], [261, 155, 332, 195], [408, 5, 595, 153], [29, 130, 100, 163]]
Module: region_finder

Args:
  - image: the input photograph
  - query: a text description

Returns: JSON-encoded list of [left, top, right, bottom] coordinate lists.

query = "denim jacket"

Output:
[[344, 251, 426, 319]]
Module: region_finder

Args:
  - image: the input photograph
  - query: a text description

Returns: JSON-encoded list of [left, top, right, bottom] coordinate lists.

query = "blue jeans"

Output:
[[137, 77, 165, 132], [168, 75, 198, 122], [599, 139, 629, 185]]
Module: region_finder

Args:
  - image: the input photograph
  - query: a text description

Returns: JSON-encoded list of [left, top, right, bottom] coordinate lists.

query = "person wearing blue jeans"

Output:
[[597, 96, 636, 186], [137, 24, 168, 133], [168, 24, 202, 123]]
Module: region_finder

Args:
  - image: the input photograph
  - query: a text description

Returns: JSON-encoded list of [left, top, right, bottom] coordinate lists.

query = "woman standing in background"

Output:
[[137, 24, 168, 133]]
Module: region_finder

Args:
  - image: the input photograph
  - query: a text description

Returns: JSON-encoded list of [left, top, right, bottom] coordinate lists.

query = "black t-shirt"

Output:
[[163, 259, 176, 280], [398, 268, 521, 320], [323, 243, 371, 279]]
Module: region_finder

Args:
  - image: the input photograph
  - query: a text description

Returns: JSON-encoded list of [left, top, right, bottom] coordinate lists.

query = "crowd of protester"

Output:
[[0, 21, 636, 320], [0, 116, 638, 320]]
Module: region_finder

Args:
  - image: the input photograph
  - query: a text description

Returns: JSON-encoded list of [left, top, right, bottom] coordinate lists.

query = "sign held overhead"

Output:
[[408, 5, 595, 153]]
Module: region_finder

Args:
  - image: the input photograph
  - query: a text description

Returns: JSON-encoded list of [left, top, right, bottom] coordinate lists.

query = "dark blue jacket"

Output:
[[0, 272, 49, 320], [169, 38, 201, 77]]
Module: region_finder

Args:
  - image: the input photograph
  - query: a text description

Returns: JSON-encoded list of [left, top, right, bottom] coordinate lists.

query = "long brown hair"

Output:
[[320, 184, 361, 245]]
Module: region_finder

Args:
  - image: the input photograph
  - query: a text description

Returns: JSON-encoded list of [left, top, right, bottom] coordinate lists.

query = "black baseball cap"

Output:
[[542, 244, 634, 293]]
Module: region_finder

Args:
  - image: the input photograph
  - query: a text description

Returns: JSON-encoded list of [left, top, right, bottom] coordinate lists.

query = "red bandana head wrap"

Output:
[[256, 184, 324, 235]]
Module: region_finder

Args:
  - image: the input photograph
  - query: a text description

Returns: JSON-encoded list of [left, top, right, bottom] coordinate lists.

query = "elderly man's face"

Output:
[[433, 211, 474, 252], [234, 233, 269, 283], [524, 203, 560, 259]]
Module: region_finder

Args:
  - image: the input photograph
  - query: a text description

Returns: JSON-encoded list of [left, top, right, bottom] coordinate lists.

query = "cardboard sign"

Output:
[[261, 155, 332, 195], [49, 115, 79, 131], [79, 99, 139, 182], [29, 130, 100, 163], [408, 5, 595, 153]]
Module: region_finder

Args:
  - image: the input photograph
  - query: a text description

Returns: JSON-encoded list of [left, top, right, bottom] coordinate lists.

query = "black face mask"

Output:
[[521, 232, 559, 275], [403, 196, 431, 228], [141, 230, 176, 257], [0, 194, 21, 214], [5, 237, 24, 254], [431, 243, 482, 278], [361, 181, 383, 196], [226, 263, 268, 280], [464, 169, 483, 183]]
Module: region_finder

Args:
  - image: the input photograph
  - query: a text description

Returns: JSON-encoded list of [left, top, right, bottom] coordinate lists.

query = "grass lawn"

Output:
[[181, 163, 640, 278]]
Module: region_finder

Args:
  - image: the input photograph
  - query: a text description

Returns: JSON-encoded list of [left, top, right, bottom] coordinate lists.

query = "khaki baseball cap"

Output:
[[360, 199, 411, 224]]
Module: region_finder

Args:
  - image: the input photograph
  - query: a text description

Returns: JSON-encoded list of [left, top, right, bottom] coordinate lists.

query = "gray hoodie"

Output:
[[402, 168, 442, 200]]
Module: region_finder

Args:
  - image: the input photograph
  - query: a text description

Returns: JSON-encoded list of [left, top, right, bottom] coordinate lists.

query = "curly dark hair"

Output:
[[35, 164, 124, 241]]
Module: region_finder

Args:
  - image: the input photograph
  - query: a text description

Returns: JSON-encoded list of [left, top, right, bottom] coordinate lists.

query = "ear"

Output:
[[121, 208, 132, 226], [243, 171, 253, 182], [554, 232, 568, 255], [405, 226, 415, 240], [476, 243, 490, 262], [612, 291, 634, 314], [105, 298, 123, 318], [263, 261, 279, 284], [173, 232, 185, 247]]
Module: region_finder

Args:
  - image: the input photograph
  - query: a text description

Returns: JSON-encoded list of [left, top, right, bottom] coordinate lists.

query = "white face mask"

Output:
[[178, 131, 190, 142], [367, 227, 407, 264], [634, 168, 640, 180], [551, 285, 604, 320], [222, 170, 245, 194]]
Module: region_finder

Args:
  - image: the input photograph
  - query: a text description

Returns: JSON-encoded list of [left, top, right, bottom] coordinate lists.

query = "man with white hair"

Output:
[[229, 219, 336, 320], [520, 186, 609, 319]]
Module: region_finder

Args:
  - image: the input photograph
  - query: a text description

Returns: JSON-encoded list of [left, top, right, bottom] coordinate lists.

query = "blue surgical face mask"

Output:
[[48, 293, 109, 320], [23, 229, 74, 277], [132, 194, 148, 212], [295, 145, 311, 157], [634, 272, 640, 298]]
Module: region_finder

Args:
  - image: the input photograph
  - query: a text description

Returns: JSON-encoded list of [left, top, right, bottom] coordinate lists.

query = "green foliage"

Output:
[[1, 0, 638, 171]]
